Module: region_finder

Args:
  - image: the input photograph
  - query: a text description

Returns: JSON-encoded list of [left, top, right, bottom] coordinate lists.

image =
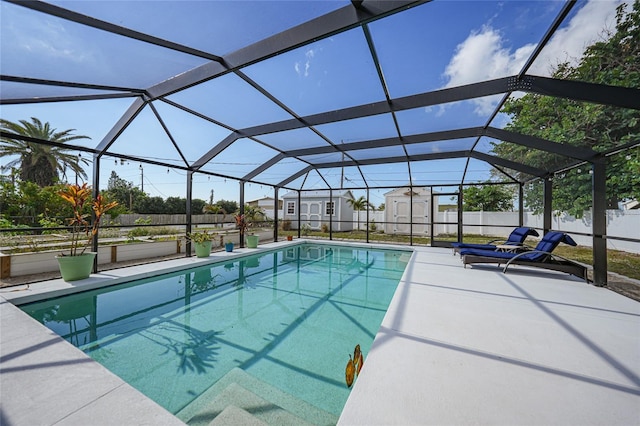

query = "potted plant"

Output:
[[235, 213, 259, 248], [187, 229, 215, 258], [57, 183, 118, 281], [225, 240, 234, 252]]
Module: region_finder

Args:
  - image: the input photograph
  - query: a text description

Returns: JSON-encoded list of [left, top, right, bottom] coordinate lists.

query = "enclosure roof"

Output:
[[1, 0, 639, 192]]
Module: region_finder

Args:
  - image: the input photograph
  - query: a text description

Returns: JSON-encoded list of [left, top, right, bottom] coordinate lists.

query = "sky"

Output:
[[0, 0, 628, 208]]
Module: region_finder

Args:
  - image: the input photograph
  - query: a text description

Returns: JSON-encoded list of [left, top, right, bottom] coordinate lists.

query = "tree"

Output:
[[136, 196, 166, 214], [203, 204, 226, 227], [104, 171, 145, 212], [0, 181, 72, 225], [0, 117, 90, 187], [216, 199, 238, 215], [492, 1, 640, 216], [347, 195, 373, 231], [191, 199, 206, 215], [242, 204, 265, 223], [463, 184, 514, 212]]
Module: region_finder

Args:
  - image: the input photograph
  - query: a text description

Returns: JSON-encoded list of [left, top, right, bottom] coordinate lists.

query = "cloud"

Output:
[[440, 0, 628, 116], [294, 48, 316, 77], [443, 25, 535, 115], [529, 0, 629, 76]]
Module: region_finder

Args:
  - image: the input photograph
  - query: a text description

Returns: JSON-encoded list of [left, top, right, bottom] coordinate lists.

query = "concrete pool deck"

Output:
[[1, 242, 639, 425]]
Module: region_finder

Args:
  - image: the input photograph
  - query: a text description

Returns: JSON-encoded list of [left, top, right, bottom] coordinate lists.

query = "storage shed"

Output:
[[282, 190, 354, 232], [384, 187, 437, 235]]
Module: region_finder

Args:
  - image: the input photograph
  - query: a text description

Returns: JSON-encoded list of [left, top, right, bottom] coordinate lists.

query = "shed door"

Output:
[[301, 201, 322, 229], [412, 200, 429, 235], [393, 200, 410, 233]]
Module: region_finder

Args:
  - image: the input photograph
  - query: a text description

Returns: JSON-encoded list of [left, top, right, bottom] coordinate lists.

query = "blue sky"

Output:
[[0, 0, 628, 208]]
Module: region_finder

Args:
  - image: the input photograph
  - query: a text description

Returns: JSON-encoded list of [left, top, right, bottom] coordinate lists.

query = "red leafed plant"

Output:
[[234, 213, 252, 235], [58, 183, 118, 256]]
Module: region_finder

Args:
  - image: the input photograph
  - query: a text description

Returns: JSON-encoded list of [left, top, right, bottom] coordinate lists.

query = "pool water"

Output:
[[22, 244, 409, 421]]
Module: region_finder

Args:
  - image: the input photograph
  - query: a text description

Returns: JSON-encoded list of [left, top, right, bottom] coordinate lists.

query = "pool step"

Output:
[[208, 405, 267, 426], [176, 368, 338, 426]]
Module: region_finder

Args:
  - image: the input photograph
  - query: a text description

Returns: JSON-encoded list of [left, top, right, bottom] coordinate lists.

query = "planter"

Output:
[[287, 235, 293, 241], [194, 241, 212, 258], [245, 235, 259, 248], [56, 252, 97, 282], [225, 242, 234, 252]]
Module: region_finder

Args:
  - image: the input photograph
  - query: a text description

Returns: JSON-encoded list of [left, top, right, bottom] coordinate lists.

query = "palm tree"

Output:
[[242, 204, 265, 224], [202, 204, 227, 228], [0, 117, 90, 187], [347, 195, 373, 231]]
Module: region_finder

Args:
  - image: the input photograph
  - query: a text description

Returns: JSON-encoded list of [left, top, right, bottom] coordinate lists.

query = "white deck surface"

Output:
[[2, 242, 639, 425]]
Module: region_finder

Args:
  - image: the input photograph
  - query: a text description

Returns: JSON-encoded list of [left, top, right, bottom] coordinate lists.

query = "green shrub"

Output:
[[38, 216, 64, 234], [127, 227, 150, 239]]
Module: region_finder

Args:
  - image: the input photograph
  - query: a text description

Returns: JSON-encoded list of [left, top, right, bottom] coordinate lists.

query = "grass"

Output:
[[282, 230, 640, 281]]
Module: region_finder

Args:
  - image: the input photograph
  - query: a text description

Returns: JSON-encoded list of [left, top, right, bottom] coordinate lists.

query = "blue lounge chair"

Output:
[[452, 227, 539, 255], [461, 231, 589, 282]]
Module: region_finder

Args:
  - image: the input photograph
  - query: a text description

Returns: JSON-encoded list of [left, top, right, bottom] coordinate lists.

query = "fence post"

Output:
[[1, 254, 10, 279]]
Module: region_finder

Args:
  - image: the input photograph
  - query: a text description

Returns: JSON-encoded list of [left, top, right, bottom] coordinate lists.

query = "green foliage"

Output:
[[463, 184, 514, 212], [104, 171, 207, 214], [134, 216, 152, 225], [38, 215, 63, 234], [187, 229, 216, 243], [492, 1, 640, 216], [348, 195, 373, 231], [347, 195, 373, 211], [191, 198, 206, 215], [127, 227, 149, 239], [127, 216, 152, 239], [105, 171, 145, 212], [216, 199, 238, 215], [136, 196, 166, 214], [0, 181, 73, 225], [0, 117, 90, 187], [242, 204, 265, 223]]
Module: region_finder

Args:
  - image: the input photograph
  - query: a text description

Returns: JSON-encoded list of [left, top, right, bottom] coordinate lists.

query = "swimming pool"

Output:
[[22, 243, 410, 424]]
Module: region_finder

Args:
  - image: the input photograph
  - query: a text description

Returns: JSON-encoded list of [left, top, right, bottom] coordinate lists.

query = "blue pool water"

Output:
[[22, 243, 409, 421]]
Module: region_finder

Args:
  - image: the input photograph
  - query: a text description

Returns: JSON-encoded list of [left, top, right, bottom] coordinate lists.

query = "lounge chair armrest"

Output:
[[503, 250, 553, 269], [503, 250, 590, 283]]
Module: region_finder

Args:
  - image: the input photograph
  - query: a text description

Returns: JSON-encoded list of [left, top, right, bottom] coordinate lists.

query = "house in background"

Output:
[[281, 190, 354, 231], [384, 187, 437, 235], [247, 197, 283, 220]]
